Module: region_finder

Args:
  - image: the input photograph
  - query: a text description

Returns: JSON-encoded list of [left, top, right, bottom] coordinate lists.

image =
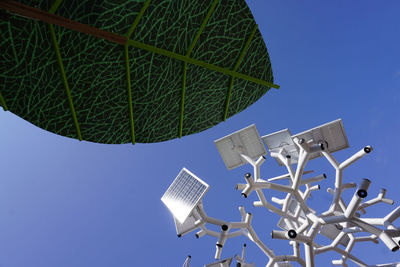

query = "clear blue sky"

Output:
[[1, 1, 400, 266]]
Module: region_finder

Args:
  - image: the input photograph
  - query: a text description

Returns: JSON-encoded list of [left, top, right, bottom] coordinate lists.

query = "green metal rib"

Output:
[[48, 24, 82, 141], [124, 0, 151, 144], [223, 24, 259, 121], [126, 0, 151, 39], [125, 44, 135, 144], [179, 62, 187, 138], [185, 0, 219, 57], [232, 24, 258, 72], [49, 0, 63, 14], [127, 39, 279, 89], [179, 0, 219, 138], [0, 91, 8, 111]]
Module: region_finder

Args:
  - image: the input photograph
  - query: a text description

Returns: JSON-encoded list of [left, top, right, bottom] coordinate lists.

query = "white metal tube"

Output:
[[351, 218, 382, 235], [201, 229, 220, 238], [241, 243, 246, 261], [297, 220, 311, 235], [195, 229, 207, 238], [300, 174, 326, 185], [253, 199, 298, 222], [255, 239, 275, 258], [254, 155, 266, 180], [339, 146, 372, 170], [291, 241, 301, 258], [295, 233, 313, 244], [271, 230, 288, 240], [293, 191, 311, 213], [217, 228, 228, 248], [240, 154, 256, 166], [271, 197, 285, 205], [294, 137, 310, 153], [256, 181, 293, 193], [309, 142, 325, 153], [197, 206, 227, 226], [322, 150, 339, 169], [267, 173, 292, 182], [378, 231, 400, 252], [268, 170, 314, 182], [308, 185, 320, 192], [229, 222, 247, 228], [387, 224, 400, 246], [384, 229, 400, 238], [203, 216, 228, 226], [178, 219, 205, 237], [385, 206, 400, 223], [332, 232, 347, 248], [236, 183, 246, 190], [293, 149, 310, 189], [241, 184, 253, 198], [320, 215, 346, 225], [334, 169, 343, 191], [345, 194, 364, 218], [342, 236, 355, 265], [360, 218, 384, 225], [284, 156, 296, 182], [214, 244, 223, 259], [227, 230, 242, 238], [354, 235, 378, 243], [330, 247, 369, 267], [304, 243, 315, 267], [382, 198, 395, 205]]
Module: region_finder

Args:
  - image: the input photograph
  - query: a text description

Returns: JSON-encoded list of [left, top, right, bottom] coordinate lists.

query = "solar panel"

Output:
[[174, 209, 200, 236], [204, 258, 232, 267], [214, 124, 267, 170], [161, 168, 209, 223], [292, 119, 349, 160], [262, 128, 299, 166]]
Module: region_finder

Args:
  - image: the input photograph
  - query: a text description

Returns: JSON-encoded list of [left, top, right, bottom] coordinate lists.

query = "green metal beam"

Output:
[[124, 0, 151, 144], [49, 0, 63, 14], [232, 24, 258, 72], [125, 44, 135, 144], [179, 62, 187, 138], [223, 24, 259, 121], [126, 0, 151, 39], [185, 0, 219, 57], [0, 91, 8, 111], [126, 39, 279, 89], [179, 0, 219, 138], [48, 24, 82, 141]]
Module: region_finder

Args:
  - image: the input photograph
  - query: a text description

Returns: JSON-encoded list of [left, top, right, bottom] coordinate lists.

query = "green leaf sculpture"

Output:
[[0, 0, 279, 144]]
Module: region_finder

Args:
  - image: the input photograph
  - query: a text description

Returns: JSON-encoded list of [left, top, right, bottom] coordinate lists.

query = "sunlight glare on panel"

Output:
[[161, 168, 209, 223]]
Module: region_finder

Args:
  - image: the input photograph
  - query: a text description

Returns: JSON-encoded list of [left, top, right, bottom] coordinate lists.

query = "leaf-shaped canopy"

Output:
[[0, 0, 279, 144]]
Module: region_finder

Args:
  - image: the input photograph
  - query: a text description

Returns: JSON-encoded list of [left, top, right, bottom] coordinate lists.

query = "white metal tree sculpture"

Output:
[[162, 119, 400, 267]]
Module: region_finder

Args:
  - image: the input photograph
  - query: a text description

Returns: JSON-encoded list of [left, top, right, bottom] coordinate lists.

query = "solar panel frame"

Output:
[[161, 168, 209, 223], [292, 119, 349, 160], [262, 128, 299, 166], [214, 124, 267, 170]]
